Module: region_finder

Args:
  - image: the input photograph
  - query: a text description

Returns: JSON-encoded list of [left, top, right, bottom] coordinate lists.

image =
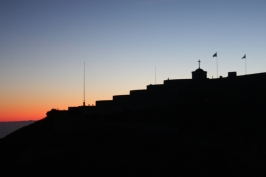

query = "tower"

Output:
[[192, 60, 207, 80]]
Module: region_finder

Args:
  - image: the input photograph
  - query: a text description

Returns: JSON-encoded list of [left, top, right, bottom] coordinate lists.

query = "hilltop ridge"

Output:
[[1, 68, 266, 176], [57, 67, 266, 118]]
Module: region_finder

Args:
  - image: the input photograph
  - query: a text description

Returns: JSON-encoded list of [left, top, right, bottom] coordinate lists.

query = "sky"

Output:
[[1, 0, 266, 121]]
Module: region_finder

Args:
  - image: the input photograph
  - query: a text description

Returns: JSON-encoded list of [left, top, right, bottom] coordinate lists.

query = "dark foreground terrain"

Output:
[[0, 121, 35, 139], [0, 77, 266, 176]]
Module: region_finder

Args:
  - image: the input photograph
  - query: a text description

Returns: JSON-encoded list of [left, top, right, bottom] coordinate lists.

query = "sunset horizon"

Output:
[[1, 0, 266, 121]]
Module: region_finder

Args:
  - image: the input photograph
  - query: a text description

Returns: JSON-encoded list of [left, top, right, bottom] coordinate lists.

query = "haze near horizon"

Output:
[[1, 0, 265, 121]]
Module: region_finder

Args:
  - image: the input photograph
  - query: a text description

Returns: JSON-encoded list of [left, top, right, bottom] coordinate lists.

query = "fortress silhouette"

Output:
[[47, 64, 266, 116], [4, 63, 266, 176]]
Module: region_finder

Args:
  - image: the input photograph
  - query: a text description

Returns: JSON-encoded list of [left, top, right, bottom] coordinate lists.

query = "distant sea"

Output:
[[0, 121, 35, 139]]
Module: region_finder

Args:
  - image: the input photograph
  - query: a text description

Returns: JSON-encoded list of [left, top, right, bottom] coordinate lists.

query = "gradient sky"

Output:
[[1, 0, 266, 121]]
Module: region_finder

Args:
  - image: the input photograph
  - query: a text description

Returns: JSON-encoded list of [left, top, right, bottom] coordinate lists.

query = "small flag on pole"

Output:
[[242, 54, 246, 59], [213, 52, 217, 57]]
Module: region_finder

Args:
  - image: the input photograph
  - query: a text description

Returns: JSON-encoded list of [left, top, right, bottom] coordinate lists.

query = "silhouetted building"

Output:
[[228, 72, 237, 78], [192, 68, 207, 80], [192, 60, 207, 80], [60, 62, 266, 116]]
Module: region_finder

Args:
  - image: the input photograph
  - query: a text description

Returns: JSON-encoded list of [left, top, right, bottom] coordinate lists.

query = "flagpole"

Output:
[[155, 66, 156, 84], [245, 58, 247, 75], [242, 54, 247, 75], [216, 56, 218, 78]]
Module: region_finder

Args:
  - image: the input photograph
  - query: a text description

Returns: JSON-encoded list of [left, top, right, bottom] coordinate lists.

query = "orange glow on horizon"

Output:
[[0, 100, 96, 122], [0, 77, 123, 122]]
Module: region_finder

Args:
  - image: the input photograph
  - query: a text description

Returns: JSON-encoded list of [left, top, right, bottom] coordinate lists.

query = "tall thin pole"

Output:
[[216, 57, 218, 78], [245, 58, 247, 75], [242, 54, 247, 75], [155, 66, 156, 84], [83, 62, 85, 106], [213, 52, 218, 78]]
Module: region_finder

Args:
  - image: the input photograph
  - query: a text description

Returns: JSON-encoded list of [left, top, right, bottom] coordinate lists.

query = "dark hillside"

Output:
[[0, 76, 266, 176], [0, 121, 35, 139]]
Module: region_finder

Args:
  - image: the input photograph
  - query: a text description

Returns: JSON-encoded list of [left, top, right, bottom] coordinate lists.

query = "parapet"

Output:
[[228, 72, 237, 78], [113, 95, 130, 102], [130, 89, 147, 97], [96, 100, 113, 107]]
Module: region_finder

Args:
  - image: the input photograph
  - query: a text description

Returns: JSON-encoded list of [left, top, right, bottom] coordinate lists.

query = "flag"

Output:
[[213, 52, 217, 57], [242, 54, 246, 59]]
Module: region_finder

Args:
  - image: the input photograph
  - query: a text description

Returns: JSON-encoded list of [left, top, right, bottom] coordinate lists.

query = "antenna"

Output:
[[83, 62, 85, 106], [155, 66, 156, 84]]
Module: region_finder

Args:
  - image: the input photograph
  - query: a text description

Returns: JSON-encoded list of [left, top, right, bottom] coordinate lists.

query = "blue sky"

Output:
[[1, 0, 266, 120]]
